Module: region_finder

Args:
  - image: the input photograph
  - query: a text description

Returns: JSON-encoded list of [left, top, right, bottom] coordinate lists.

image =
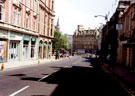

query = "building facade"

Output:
[[73, 25, 99, 54], [0, 0, 55, 63], [117, 1, 135, 70]]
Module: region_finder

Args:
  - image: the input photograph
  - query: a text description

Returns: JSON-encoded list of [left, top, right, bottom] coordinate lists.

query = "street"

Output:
[[0, 56, 131, 96]]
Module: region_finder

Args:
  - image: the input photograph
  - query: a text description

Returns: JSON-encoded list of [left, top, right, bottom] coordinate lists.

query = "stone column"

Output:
[[28, 39, 31, 60]]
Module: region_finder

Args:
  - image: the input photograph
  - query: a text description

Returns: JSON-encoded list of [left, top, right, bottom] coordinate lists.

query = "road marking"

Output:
[[38, 75, 49, 81], [9, 86, 29, 96], [113, 75, 135, 96]]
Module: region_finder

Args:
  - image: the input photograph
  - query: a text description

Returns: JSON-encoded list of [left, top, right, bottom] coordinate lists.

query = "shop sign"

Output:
[[9, 34, 22, 40], [10, 34, 15, 38], [31, 38, 36, 42], [0, 31, 8, 39], [24, 36, 30, 41]]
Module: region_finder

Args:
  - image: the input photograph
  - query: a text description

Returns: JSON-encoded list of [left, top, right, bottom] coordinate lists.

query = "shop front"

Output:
[[43, 42, 47, 58], [0, 30, 8, 62], [23, 36, 30, 60], [38, 41, 43, 59], [0, 40, 7, 62], [9, 32, 22, 61], [48, 42, 51, 58], [31, 37, 36, 59]]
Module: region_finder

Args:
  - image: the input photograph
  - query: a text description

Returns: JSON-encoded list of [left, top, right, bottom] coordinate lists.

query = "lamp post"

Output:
[[95, 14, 110, 57]]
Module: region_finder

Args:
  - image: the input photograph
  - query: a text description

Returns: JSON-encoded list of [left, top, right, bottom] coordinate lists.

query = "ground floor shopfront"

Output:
[[38, 37, 53, 59], [117, 41, 135, 71], [0, 30, 38, 62], [0, 30, 53, 63]]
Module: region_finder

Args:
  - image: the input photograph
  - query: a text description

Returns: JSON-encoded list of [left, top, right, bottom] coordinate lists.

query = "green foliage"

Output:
[[53, 30, 71, 52]]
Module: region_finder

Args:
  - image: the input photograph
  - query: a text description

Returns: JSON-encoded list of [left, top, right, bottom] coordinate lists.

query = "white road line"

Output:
[[38, 75, 49, 81], [9, 86, 29, 96]]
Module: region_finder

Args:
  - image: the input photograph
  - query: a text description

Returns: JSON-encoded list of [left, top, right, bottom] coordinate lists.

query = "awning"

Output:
[[39, 42, 42, 47]]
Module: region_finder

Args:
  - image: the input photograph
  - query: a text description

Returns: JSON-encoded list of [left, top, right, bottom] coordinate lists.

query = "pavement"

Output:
[[99, 58, 135, 95], [112, 65, 135, 92], [0, 56, 69, 71]]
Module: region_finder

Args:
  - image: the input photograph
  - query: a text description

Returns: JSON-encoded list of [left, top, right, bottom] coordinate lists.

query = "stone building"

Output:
[[117, 0, 135, 70], [73, 25, 99, 54], [0, 0, 55, 63]]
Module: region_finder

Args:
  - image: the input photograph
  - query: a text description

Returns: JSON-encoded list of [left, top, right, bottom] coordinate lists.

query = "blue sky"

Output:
[[55, 0, 119, 35]]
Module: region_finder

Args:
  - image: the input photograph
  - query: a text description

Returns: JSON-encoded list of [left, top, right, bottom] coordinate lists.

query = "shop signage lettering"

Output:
[[24, 36, 30, 41], [9, 34, 22, 40], [10, 34, 16, 38], [31, 38, 36, 42]]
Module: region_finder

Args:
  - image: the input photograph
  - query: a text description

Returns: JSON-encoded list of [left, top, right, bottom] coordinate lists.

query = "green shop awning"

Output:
[[24, 36, 30, 41], [39, 42, 42, 47], [48, 43, 51, 47], [31, 38, 36, 42], [44, 43, 47, 46]]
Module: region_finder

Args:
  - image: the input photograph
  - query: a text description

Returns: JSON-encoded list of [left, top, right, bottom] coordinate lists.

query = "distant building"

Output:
[[73, 25, 99, 54], [55, 17, 60, 32]]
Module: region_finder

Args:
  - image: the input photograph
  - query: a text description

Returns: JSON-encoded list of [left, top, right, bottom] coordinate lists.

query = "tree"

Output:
[[53, 30, 70, 53], [52, 30, 62, 52]]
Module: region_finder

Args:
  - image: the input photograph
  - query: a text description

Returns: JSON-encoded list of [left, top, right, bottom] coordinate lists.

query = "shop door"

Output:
[[23, 44, 29, 60], [9, 42, 19, 61], [31, 45, 35, 58]]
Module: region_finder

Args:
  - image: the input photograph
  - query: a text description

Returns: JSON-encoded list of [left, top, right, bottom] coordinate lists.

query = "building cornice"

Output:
[[0, 22, 38, 36]]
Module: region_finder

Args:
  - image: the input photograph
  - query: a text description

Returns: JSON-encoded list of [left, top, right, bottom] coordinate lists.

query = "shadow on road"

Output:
[[7, 58, 130, 96], [41, 65, 129, 96]]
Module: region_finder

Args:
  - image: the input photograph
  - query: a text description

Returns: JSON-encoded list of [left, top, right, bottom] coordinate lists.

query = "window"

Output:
[[34, 0, 37, 12], [13, 7, 16, 24], [46, 0, 48, 7], [26, 0, 30, 8], [33, 18, 36, 31], [26, 14, 29, 28], [51, 1, 54, 10], [0, 4, 4, 21], [17, 10, 20, 25], [13, 7, 20, 25]]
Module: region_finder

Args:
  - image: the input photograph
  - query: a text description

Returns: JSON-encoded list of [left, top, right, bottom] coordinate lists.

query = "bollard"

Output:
[[38, 60, 40, 64], [1, 64, 5, 71]]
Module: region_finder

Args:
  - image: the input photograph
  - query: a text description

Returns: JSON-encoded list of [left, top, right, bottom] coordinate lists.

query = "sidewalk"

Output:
[[112, 65, 135, 91], [0, 57, 64, 70]]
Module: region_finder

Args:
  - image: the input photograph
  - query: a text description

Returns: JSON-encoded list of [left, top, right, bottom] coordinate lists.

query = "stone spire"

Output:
[[55, 17, 60, 32]]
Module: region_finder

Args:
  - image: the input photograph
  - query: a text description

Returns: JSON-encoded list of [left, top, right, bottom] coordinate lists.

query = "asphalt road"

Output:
[[0, 56, 131, 96]]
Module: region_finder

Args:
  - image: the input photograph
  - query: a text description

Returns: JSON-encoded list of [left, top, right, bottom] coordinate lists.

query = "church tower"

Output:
[[55, 17, 60, 32]]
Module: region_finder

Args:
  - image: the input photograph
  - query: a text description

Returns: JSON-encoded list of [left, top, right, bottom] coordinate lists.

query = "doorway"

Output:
[[9, 41, 19, 61]]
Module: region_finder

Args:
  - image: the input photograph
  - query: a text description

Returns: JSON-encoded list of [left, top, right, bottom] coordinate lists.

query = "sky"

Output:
[[54, 0, 119, 35]]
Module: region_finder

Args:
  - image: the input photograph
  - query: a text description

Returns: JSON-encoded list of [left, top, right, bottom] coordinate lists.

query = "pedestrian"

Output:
[[106, 55, 111, 72]]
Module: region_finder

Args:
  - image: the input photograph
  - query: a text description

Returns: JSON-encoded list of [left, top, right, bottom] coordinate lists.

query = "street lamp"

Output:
[[94, 14, 110, 57], [94, 15, 108, 21]]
